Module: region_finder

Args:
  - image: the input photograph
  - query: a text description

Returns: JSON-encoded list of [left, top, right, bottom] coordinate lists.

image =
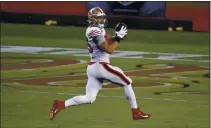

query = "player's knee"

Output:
[[127, 77, 132, 84], [86, 95, 96, 104], [90, 97, 96, 103], [123, 77, 132, 86]]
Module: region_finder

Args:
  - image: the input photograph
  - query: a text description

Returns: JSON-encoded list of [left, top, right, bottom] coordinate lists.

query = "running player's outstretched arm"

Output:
[[99, 23, 128, 54]]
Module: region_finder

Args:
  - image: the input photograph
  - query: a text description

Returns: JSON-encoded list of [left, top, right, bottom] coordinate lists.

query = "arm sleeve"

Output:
[[93, 34, 105, 46]]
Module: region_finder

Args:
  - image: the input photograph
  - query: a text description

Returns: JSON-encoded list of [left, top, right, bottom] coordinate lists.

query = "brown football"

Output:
[[104, 34, 113, 44]]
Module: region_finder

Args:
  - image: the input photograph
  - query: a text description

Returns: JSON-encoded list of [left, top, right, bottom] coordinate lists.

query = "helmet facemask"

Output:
[[88, 7, 108, 28], [92, 15, 107, 28]]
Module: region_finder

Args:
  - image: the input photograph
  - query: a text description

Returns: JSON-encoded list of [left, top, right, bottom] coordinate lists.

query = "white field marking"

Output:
[[119, 57, 210, 62], [47, 59, 54, 62], [134, 122, 144, 125], [16, 104, 24, 107], [3, 64, 207, 88], [126, 65, 175, 72], [92, 120, 113, 123], [48, 80, 172, 86], [48, 82, 63, 86], [4, 64, 207, 87], [2, 59, 54, 66], [10, 81, 170, 89], [1, 45, 209, 62], [4, 73, 87, 81], [4, 64, 174, 80], [48, 80, 86, 86], [1, 89, 208, 104], [1, 45, 64, 53], [47, 81, 172, 89], [87, 118, 115, 125], [163, 83, 172, 86], [149, 69, 209, 77], [20, 60, 87, 70], [1, 45, 207, 56], [199, 66, 210, 68], [17, 59, 54, 63], [21, 69, 36, 71], [92, 125, 114, 128], [170, 76, 189, 80], [48, 79, 88, 86]]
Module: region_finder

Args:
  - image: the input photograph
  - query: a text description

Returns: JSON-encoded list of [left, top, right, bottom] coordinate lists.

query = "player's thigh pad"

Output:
[[100, 64, 132, 86]]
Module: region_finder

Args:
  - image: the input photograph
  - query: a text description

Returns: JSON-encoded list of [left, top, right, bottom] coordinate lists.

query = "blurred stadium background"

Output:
[[1, 1, 210, 32]]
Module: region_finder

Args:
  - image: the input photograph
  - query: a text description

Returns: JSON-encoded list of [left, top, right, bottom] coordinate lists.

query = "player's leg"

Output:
[[100, 63, 151, 120], [49, 77, 102, 120], [65, 77, 102, 106], [100, 63, 138, 108]]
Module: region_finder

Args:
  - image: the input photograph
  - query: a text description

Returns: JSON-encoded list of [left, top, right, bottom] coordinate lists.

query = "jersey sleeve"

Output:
[[87, 27, 105, 46]]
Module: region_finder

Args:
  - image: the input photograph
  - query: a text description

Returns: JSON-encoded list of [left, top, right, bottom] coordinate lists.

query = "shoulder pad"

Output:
[[86, 27, 102, 38]]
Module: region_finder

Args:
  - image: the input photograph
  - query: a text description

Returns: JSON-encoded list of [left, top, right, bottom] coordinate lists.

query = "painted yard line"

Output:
[[1, 45, 209, 62], [2, 45, 208, 56], [1, 89, 208, 104]]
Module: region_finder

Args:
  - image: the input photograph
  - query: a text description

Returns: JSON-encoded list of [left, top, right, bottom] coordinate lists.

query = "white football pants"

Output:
[[65, 62, 138, 109]]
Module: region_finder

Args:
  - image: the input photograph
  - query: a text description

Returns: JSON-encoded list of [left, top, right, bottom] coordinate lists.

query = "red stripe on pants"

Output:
[[102, 63, 130, 85]]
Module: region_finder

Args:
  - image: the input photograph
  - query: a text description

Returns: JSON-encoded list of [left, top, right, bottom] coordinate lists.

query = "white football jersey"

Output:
[[85, 26, 110, 63]]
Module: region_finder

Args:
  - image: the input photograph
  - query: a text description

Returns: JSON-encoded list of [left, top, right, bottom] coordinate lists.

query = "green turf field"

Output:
[[1, 23, 210, 128]]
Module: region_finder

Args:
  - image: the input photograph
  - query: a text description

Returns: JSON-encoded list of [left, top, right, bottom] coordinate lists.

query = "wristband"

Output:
[[111, 36, 121, 43]]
